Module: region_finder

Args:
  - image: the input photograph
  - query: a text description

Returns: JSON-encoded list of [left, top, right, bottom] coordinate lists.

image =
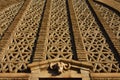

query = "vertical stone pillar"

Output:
[[68, 0, 87, 61], [29, 75, 39, 80], [33, 0, 50, 62], [81, 68, 91, 80]]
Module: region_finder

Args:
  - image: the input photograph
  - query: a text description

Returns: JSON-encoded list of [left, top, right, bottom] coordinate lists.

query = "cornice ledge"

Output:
[[0, 73, 30, 78], [28, 58, 93, 70], [91, 73, 120, 78]]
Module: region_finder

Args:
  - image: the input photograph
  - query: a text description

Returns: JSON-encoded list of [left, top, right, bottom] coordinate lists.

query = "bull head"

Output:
[[50, 62, 71, 74]]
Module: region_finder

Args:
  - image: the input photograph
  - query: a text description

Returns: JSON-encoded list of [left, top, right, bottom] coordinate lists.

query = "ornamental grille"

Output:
[[45, 0, 73, 59], [0, 1, 24, 39], [72, 0, 120, 72], [94, 2, 120, 41], [0, 0, 45, 73]]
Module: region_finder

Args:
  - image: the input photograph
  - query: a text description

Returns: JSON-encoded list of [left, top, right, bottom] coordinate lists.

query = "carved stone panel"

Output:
[[0, 1, 24, 39], [0, 0, 46, 73], [72, 0, 120, 72], [94, 2, 120, 41], [45, 0, 73, 59]]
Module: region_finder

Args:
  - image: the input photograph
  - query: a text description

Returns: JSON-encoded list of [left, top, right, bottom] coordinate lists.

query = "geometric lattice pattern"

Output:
[[0, 1, 24, 39], [72, 0, 120, 72], [94, 2, 120, 41], [0, 0, 46, 73], [45, 0, 73, 59]]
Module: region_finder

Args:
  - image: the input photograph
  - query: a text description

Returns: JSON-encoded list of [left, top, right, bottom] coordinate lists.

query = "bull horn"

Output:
[[50, 63, 54, 69], [64, 63, 71, 70], [68, 63, 71, 69]]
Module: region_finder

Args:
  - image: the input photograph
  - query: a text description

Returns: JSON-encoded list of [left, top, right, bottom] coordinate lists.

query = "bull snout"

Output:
[[58, 66, 63, 73]]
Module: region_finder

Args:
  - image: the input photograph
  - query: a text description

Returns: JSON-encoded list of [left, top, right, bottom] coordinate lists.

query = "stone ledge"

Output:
[[28, 58, 93, 70], [28, 58, 92, 79], [0, 73, 30, 78], [91, 73, 120, 78]]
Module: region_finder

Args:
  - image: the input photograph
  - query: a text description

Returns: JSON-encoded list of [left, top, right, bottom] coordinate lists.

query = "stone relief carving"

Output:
[[49, 62, 71, 74]]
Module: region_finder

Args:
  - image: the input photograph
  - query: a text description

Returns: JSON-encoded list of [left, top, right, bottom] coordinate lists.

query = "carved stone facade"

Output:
[[0, 0, 120, 80]]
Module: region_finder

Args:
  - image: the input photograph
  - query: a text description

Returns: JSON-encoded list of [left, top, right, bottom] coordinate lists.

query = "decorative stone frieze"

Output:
[[28, 58, 92, 80]]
